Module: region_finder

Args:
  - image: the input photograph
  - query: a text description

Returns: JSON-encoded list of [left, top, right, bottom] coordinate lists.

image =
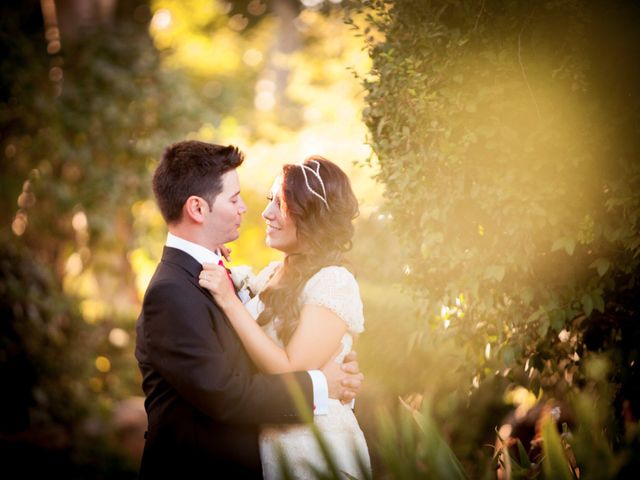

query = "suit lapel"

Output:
[[160, 246, 248, 363], [161, 246, 215, 299], [161, 246, 202, 278]]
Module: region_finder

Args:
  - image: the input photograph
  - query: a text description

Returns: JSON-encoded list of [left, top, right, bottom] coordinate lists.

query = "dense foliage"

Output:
[[0, 0, 208, 474], [0, 241, 138, 476], [354, 0, 640, 476]]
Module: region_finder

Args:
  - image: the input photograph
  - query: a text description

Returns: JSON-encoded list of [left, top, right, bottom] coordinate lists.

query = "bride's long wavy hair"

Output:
[[257, 156, 359, 344]]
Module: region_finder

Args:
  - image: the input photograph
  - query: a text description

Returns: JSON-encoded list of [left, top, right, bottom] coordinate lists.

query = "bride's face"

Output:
[[262, 176, 298, 253]]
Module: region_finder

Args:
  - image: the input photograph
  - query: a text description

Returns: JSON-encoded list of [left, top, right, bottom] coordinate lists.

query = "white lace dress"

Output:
[[245, 262, 372, 480]]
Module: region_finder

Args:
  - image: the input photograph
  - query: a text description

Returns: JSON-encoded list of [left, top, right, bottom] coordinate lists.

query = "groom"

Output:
[[135, 140, 364, 479]]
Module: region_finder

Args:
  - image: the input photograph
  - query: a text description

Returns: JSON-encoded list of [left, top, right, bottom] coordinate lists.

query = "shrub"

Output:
[[351, 0, 640, 476]]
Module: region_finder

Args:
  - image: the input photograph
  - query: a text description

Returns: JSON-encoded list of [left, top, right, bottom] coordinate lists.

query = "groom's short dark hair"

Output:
[[152, 140, 244, 224]]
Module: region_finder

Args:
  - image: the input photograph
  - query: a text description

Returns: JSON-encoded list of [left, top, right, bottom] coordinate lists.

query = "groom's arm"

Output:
[[142, 280, 315, 425]]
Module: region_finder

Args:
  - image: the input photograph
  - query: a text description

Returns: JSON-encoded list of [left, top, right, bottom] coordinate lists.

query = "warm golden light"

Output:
[[504, 386, 538, 420], [109, 328, 130, 348], [72, 211, 88, 231], [11, 211, 27, 236], [65, 252, 83, 277], [228, 14, 249, 32], [80, 298, 107, 324], [95, 355, 111, 373], [151, 8, 172, 30], [243, 48, 263, 67]]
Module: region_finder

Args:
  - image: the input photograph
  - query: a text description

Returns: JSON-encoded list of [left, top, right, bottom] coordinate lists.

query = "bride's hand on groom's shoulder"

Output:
[[199, 263, 236, 308]]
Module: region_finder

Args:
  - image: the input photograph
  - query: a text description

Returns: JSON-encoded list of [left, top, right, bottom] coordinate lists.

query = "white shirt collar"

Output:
[[166, 232, 221, 266]]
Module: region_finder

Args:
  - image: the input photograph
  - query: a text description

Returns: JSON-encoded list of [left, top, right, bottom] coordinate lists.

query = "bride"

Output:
[[199, 156, 372, 479]]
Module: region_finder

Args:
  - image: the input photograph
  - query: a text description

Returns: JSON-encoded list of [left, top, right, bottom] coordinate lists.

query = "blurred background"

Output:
[[0, 0, 397, 476], [1, 0, 639, 478]]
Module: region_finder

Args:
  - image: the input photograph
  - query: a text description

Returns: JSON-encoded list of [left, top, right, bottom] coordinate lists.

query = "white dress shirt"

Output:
[[165, 232, 329, 415]]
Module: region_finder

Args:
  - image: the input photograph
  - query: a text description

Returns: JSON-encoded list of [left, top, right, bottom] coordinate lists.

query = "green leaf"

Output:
[[483, 293, 494, 309], [551, 238, 564, 252], [537, 316, 550, 337], [550, 309, 566, 332], [527, 307, 545, 323], [530, 377, 541, 397], [425, 231, 444, 245], [589, 258, 611, 277], [520, 288, 534, 305], [581, 294, 594, 316], [516, 439, 532, 469], [593, 293, 605, 313], [484, 265, 506, 282], [541, 416, 574, 480], [501, 346, 515, 366], [411, 407, 469, 480], [552, 237, 576, 256]]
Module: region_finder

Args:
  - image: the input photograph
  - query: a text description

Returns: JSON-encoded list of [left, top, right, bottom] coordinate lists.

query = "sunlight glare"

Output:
[[72, 211, 88, 231], [80, 299, 107, 324], [65, 252, 83, 277], [301, 0, 323, 8], [255, 92, 275, 111], [109, 328, 130, 348], [151, 8, 172, 30], [504, 386, 538, 420], [243, 49, 263, 67]]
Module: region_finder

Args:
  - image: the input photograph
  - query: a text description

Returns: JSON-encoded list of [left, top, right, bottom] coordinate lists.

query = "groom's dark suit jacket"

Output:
[[135, 247, 313, 478]]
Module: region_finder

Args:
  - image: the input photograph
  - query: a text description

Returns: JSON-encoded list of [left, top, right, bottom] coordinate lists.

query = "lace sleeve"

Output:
[[301, 266, 365, 334]]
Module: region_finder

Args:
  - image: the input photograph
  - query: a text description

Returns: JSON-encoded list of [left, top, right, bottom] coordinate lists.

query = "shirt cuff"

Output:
[[307, 370, 328, 415]]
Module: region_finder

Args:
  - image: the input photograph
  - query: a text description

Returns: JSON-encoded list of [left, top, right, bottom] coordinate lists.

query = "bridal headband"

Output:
[[297, 160, 330, 210]]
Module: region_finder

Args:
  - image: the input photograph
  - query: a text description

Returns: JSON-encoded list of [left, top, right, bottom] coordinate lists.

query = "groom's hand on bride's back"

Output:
[[321, 350, 364, 405], [341, 351, 363, 404]]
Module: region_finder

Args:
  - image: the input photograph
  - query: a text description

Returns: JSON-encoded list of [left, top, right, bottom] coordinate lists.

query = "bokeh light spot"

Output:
[[95, 356, 111, 373]]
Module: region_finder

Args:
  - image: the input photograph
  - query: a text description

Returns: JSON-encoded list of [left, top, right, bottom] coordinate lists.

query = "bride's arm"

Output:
[[225, 301, 346, 374], [199, 264, 346, 374]]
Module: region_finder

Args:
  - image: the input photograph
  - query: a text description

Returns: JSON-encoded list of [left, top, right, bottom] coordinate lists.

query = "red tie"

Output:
[[218, 259, 235, 290]]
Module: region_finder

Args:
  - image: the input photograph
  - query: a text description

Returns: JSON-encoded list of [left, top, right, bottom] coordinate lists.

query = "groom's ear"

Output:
[[183, 196, 208, 224]]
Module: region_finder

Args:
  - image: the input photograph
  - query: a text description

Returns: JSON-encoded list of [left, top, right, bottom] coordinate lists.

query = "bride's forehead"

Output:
[[270, 175, 283, 193]]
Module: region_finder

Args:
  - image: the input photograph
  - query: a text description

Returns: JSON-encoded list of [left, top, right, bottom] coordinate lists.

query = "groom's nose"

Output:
[[238, 197, 247, 214]]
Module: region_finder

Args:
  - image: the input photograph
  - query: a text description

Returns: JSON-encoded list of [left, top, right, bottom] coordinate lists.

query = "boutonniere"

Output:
[[229, 265, 258, 304]]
